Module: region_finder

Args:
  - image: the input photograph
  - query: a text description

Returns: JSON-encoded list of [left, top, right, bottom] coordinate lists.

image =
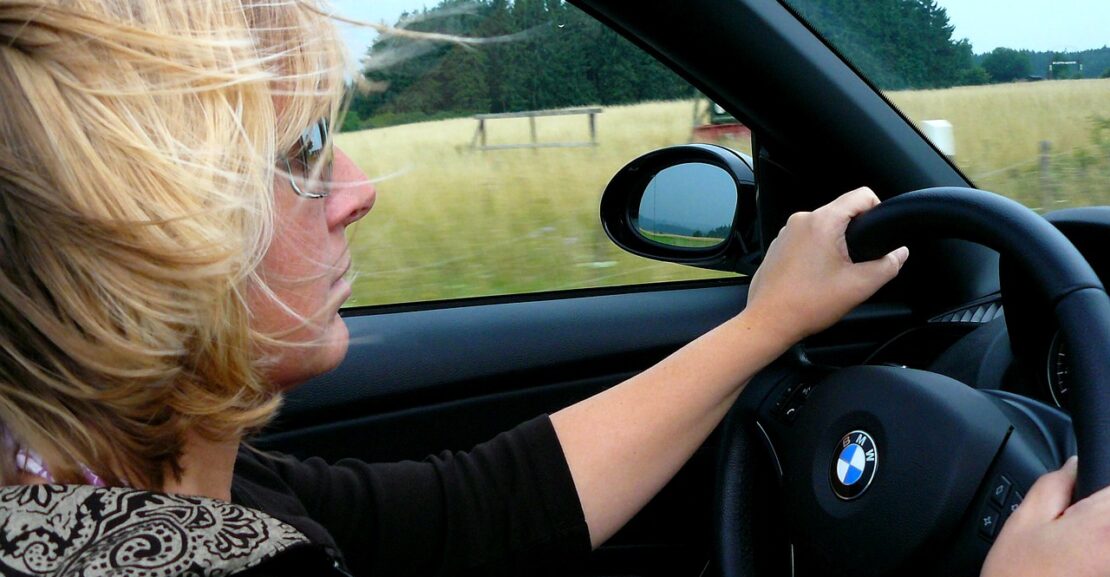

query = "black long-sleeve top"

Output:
[[230, 415, 591, 577]]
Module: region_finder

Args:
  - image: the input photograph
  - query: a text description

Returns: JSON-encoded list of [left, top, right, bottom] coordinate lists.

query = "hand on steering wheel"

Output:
[[747, 187, 908, 345], [984, 457, 1110, 577]]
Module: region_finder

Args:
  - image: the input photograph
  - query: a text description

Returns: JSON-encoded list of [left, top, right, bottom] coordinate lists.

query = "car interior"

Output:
[[255, 0, 1108, 576]]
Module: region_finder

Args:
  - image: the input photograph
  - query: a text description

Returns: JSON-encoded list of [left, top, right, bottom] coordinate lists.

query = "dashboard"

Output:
[[1001, 207, 1110, 411]]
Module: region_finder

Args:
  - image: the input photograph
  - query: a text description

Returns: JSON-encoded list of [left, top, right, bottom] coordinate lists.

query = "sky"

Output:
[[328, 0, 422, 74], [326, 0, 1110, 76], [940, 0, 1109, 54], [640, 164, 737, 233]]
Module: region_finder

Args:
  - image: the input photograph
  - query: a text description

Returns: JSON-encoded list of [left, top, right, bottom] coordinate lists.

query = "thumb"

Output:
[[852, 246, 909, 286], [1014, 456, 1078, 524]]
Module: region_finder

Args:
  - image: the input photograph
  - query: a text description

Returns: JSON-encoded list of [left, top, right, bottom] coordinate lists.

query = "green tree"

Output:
[[982, 47, 1031, 83], [787, 0, 978, 89], [478, 0, 514, 112], [347, 0, 695, 128], [958, 65, 990, 86]]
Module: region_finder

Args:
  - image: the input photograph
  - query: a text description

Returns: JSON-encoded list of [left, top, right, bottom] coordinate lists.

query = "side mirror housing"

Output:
[[600, 144, 759, 273]]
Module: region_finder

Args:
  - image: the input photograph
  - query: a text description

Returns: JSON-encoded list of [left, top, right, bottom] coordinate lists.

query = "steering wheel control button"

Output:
[[1002, 490, 1024, 522], [989, 475, 1012, 507], [830, 430, 878, 500], [978, 506, 1001, 539], [775, 382, 813, 424]]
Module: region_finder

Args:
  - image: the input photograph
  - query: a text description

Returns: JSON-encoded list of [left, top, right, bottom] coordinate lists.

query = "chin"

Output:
[[271, 317, 350, 392], [317, 316, 351, 373]]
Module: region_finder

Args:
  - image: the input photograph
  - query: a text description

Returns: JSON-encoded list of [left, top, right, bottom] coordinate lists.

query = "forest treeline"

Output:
[[993, 47, 1110, 81], [343, 0, 1108, 131], [343, 0, 691, 130]]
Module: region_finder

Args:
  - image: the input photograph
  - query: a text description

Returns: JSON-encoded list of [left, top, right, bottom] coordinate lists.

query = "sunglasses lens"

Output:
[[286, 119, 331, 199], [303, 120, 326, 158]]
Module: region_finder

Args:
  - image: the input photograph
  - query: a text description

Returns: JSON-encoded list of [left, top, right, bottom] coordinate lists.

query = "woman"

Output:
[[0, 1, 1106, 576]]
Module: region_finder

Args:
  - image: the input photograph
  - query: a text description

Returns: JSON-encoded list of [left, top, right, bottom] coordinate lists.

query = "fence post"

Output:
[[529, 115, 537, 144], [920, 120, 955, 158], [1040, 140, 1052, 209], [588, 112, 597, 144]]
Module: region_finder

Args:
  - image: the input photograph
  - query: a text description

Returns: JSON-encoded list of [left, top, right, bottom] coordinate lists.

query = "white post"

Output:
[[920, 119, 955, 158]]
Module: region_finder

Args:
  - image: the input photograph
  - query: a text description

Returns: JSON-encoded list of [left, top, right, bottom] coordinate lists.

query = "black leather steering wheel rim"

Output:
[[845, 187, 1110, 499], [716, 187, 1110, 577]]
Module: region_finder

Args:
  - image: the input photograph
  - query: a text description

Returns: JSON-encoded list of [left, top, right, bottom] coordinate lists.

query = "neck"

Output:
[[162, 431, 240, 501]]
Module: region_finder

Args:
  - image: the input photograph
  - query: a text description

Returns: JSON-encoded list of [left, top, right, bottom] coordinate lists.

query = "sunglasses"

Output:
[[283, 118, 332, 199]]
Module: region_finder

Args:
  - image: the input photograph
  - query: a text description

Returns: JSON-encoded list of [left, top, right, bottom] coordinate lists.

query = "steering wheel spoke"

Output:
[[765, 367, 1009, 574]]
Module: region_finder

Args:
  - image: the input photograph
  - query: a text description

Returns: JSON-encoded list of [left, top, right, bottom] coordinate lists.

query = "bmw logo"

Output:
[[831, 430, 878, 500]]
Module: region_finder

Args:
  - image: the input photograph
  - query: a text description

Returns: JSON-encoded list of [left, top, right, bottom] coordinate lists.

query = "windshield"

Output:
[[782, 0, 1109, 211]]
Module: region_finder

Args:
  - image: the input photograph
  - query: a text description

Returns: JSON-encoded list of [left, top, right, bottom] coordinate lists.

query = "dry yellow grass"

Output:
[[338, 80, 1109, 307], [890, 79, 1107, 174], [890, 78, 1110, 208], [336, 100, 743, 307]]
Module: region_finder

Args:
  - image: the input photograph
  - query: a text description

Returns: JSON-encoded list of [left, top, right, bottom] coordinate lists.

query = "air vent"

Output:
[[929, 301, 1004, 325]]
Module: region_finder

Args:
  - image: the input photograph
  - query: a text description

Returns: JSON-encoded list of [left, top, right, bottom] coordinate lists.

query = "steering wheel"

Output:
[[715, 187, 1110, 577]]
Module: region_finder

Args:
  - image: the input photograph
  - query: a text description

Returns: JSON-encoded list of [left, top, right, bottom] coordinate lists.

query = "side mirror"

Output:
[[600, 144, 759, 273]]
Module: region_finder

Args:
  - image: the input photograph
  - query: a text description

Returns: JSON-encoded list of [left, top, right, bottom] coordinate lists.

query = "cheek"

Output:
[[269, 180, 329, 275], [250, 178, 341, 384], [267, 174, 332, 284]]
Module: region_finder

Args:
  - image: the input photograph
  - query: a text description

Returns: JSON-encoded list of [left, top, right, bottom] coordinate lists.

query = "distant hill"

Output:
[[636, 217, 696, 237], [636, 217, 730, 239], [976, 47, 1110, 79]]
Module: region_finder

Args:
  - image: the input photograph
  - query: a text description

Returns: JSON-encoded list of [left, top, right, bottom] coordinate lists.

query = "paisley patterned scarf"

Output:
[[0, 485, 309, 576]]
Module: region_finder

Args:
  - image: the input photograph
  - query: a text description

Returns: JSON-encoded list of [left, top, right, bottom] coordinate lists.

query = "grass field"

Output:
[[888, 79, 1110, 210], [641, 230, 727, 248], [337, 79, 1110, 307]]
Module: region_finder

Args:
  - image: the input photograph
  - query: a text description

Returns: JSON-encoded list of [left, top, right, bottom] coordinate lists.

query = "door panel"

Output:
[[257, 281, 916, 576], [268, 281, 749, 431]]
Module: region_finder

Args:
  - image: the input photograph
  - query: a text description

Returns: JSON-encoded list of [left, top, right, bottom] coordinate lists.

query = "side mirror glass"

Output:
[[600, 144, 759, 273], [633, 163, 738, 249]]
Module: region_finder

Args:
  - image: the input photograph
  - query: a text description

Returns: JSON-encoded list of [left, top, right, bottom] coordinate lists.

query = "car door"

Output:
[[252, 0, 1048, 575]]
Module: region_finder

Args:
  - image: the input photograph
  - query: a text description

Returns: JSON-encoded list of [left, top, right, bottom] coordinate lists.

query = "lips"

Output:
[[331, 254, 352, 288]]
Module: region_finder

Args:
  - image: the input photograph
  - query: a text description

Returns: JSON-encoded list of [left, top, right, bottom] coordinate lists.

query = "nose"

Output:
[[327, 146, 376, 229]]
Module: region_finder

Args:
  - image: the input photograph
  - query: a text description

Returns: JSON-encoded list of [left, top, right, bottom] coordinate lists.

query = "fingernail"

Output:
[[893, 246, 910, 267]]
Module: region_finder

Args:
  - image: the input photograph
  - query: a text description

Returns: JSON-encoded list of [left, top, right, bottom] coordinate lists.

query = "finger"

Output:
[[851, 246, 909, 285], [1016, 456, 1078, 523], [825, 187, 881, 218], [1062, 470, 1110, 517]]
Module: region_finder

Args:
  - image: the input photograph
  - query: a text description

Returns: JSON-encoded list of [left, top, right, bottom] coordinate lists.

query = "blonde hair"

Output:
[[0, 0, 345, 487]]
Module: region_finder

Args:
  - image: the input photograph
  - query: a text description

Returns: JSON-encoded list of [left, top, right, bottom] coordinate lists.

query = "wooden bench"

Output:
[[470, 107, 602, 150]]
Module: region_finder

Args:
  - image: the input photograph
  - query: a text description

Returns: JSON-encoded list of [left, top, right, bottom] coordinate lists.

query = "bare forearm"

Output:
[[550, 188, 909, 549], [550, 307, 792, 548]]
